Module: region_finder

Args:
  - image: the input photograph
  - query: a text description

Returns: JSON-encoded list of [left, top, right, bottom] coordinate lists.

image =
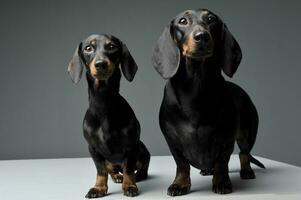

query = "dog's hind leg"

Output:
[[236, 100, 261, 179], [106, 163, 123, 183], [122, 147, 140, 197], [238, 145, 256, 179], [135, 141, 150, 182]]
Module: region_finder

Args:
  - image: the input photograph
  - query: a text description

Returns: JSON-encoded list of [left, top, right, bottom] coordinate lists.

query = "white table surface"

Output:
[[0, 155, 301, 200]]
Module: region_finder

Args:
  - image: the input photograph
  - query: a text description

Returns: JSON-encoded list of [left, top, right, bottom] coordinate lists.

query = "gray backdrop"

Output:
[[1, 0, 301, 167]]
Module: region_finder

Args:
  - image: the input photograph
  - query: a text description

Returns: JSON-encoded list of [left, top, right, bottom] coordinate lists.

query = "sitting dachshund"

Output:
[[68, 34, 150, 198], [152, 9, 265, 196]]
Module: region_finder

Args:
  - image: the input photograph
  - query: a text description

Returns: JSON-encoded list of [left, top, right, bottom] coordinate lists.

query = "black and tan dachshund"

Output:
[[152, 9, 265, 196], [68, 34, 150, 198]]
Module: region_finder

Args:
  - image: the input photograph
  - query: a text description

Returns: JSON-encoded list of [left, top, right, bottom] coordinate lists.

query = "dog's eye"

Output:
[[107, 43, 117, 51], [84, 45, 94, 53], [207, 15, 216, 23], [179, 17, 188, 25]]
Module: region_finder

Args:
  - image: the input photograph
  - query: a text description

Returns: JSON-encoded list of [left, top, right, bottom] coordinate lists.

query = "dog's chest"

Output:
[[89, 124, 127, 162], [166, 119, 219, 169]]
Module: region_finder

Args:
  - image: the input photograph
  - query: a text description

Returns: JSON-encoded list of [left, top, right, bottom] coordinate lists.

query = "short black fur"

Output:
[[68, 34, 150, 198], [152, 9, 265, 196]]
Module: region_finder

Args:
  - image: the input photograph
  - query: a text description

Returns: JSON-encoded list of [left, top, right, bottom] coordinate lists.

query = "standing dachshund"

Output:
[[68, 34, 150, 198], [152, 9, 265, 196]]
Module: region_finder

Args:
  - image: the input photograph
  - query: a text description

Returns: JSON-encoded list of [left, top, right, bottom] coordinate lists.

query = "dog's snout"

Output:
[[193, 31, 202, 42], [193, 31, 210, 42], [95, 60, 108, 71]]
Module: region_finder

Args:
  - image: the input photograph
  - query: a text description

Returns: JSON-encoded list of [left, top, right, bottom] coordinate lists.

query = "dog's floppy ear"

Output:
[[152, 24, 180, 79], [120, 43, 138, 82], [220, 24, 242, 78], [67, 43, 84, 84]]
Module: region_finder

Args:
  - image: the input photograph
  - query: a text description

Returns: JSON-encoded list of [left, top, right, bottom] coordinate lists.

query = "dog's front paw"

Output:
[[85, 187, 107, 199], [123, 185, 139, 197], [212, 179, 232, 194], [167, 183, 191, 196], [240, 169, 255, 179]]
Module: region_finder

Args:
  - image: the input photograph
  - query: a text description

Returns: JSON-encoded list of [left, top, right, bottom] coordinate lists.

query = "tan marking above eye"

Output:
[[90, 40, 96, 45], [184, 10, 193, 15], [200, 10, 209, 19]]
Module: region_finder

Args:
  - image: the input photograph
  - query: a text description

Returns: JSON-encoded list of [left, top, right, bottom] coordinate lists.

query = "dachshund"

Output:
[[152, 9, 265, 196], [68, 34, 150, 198]]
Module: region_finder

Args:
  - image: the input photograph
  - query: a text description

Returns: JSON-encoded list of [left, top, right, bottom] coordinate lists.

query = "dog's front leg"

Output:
[[212, 148, 233, 194], [86, 146, 108, 198], [167, 148, 191, 196]]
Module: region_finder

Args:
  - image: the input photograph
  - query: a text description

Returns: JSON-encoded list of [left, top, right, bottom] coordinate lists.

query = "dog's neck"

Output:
[[86, 69, 121, 112], [172, 56, 224, 91], [169, 56, 225, 123]]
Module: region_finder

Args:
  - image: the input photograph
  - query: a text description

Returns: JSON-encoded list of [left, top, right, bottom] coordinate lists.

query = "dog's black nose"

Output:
[[95, 60, 107, 71], [193, 31, 210, 42]]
